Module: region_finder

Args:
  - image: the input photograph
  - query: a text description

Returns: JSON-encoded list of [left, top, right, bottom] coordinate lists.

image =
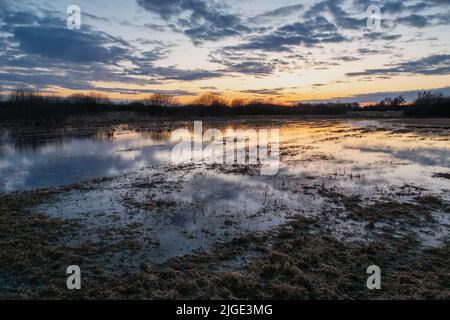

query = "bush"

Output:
[[404, 91, 450, 117]]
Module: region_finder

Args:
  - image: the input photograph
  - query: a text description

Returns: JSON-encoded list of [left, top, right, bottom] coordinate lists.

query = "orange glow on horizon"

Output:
[[3, 72, 450, 105]]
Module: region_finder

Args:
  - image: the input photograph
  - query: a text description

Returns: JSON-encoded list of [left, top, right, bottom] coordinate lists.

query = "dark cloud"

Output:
[[333, 56, 361, 62], [85, 87, 196, 96], [352, 0, 406, 14], [82, 12, 112, 23], [358, 48, 391, 55], [0, 6, 132, 65], [136, 0, 249, 42], [156, 68, 224, 81], [0, 8, 150, 90], [251, 4, 304, 22], [2, 10, 38, 25], [397, 14, 429, 28], [200, 86, 218, 90], [228, 17, 347, 53], [353, 0, 450, 28], [240, 88, 285, 95], [346, 54, 450, 77], [0, 5, 226, 91], [209, 48, 294, 76], [362, 32, 402, 41], [222, 61, 277, 75], [143, 23, 168, 32], [9, 25, 129, 64], [306, 0, 366, 30]]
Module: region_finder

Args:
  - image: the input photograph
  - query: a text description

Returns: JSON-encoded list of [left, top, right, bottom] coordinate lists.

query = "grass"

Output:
[[1, 186, 449, 299], [433, 173, 450, 180], [415, 195, 443, 205]]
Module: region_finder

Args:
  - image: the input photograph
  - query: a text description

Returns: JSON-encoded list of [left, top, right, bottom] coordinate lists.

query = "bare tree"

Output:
[[9, 88, 42, 104], [416, 91, 443, 105], [68, 92, 111, 105], [392, 96, 405, 106], [230, 98, 245, 108], [194, 93, 228, 107], [379, 97, 393, 107], [143, 93, 175, 108]]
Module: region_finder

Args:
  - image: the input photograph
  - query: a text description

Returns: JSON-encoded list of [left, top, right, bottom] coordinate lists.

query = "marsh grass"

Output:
[[1, 187, 449, 299]]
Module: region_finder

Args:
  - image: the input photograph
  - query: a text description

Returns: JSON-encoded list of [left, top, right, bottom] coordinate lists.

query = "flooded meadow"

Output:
[[1, 117, 449, 299]]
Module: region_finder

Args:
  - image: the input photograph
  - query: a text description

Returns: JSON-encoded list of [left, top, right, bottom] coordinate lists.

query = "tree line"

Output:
[[363, 91, 450, 117], [0, 89, 448, 122]]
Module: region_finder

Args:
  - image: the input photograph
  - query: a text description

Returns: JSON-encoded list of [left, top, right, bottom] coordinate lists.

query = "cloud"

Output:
[[156, 68, 224, 81], [210, 56, 279, 76], [397, 14, 429, 28], [353, 0, 450, 28], [240, 88, 285, 95], [352, 0, 405, 13], [305, 0, 366, 30], [227, 17, 347, 53], [0, 6, 133, 65], [346, 54, 450, 77], [333, 56, 361, 62], [1, 0, 450, 96], [0, 9, 149, 90], [251, 4, 304, 22], [362, 32, 402, 41], [9, 25, 129, 64], [136, 0, 249, 42], [87, 87, 196, 96], [357, 48, 391, 55], [209, 47, 296, 76], [0, 5, 226, 91]]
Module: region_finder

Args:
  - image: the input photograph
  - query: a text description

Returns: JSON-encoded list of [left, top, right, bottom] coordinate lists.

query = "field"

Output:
[[0, 115, 449, 299]]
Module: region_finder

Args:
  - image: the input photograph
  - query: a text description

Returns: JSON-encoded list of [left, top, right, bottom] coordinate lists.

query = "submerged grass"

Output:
[[1, 188, 449, 299]]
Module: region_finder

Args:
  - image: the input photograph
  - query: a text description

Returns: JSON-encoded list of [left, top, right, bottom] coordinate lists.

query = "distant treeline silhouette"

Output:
[[0, 90, 357, 121], [0, 89, 449, 122], [404, 91, 450, 117], [362, 91, 450, 117]]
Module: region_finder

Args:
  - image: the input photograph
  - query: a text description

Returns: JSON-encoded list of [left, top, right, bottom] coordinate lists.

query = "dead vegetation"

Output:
[[1, 188, 449, 299], [433, 173, 450, 180]]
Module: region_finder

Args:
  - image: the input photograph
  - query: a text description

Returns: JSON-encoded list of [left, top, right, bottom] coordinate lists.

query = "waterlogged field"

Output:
[[0, 117, 449, 299]]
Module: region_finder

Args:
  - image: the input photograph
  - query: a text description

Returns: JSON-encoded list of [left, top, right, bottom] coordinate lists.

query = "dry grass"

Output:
[[1, 188, 449, 300]]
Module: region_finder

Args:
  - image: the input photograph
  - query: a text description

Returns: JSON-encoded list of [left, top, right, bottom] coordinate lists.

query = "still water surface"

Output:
[[1, 120, 449, 263]]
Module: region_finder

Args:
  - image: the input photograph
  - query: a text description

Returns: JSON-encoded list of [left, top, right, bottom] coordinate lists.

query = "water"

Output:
[[1, 120, 449, 194], [0, 128, 172, 192], [1, 119, 449, 263]]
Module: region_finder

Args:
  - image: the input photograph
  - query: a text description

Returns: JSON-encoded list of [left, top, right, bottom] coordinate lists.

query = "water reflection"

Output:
[[0, 123, 280, 192], [0, 127, 174, 192], [3, 120, 449, 263], [1, 120, 449, 194], [36, 169, 325, 262]]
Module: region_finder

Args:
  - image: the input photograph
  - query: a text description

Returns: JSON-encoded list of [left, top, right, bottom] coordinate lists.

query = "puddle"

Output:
[[35, 167, 327, 263]]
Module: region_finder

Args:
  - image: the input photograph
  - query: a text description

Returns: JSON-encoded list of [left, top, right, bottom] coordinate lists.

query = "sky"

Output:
[[1, 0, 450, 104]]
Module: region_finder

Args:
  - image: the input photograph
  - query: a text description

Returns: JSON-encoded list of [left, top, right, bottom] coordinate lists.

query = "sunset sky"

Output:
[[1, 0, 450, 104]]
